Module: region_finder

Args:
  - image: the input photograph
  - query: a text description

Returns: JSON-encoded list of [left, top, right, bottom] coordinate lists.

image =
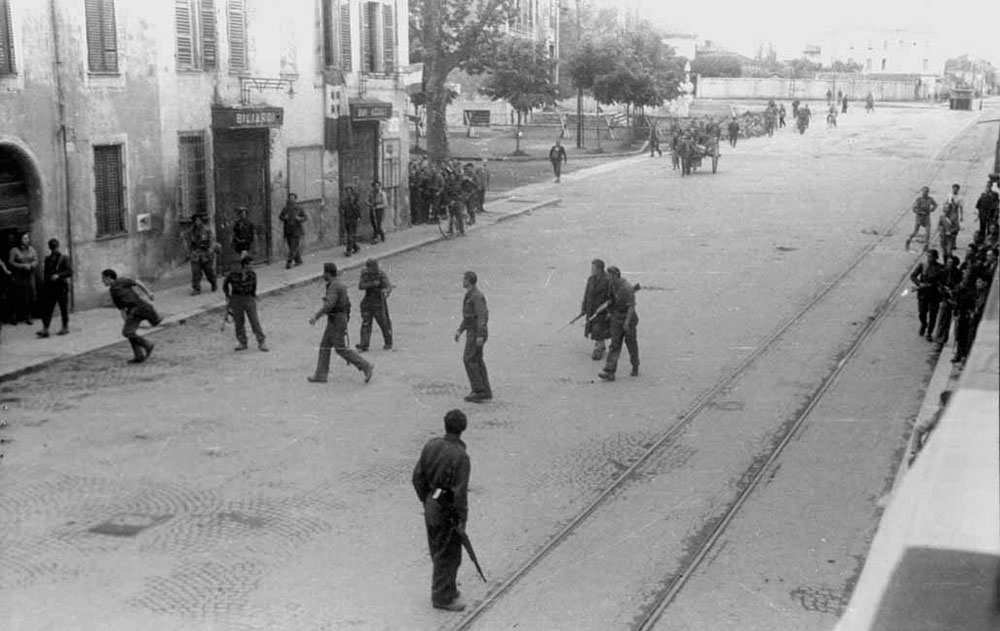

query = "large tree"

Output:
[[410, 0, 514, 161], [479, 37, 558, 154]]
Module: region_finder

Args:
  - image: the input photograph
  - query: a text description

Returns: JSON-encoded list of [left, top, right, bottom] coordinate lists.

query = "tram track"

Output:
[[448, 115, 993, 631]]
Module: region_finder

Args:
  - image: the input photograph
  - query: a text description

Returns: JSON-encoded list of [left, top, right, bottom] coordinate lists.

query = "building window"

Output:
[[360, 2, 396, 74], [381, 4, 395, 73], [922, 58, 929, 72], [0, 0, 14, 75], [880, 58, 886, 71], [339, 2, 352, 71], [322, 0, 354, 71], [178, 133, 208, 221], [85, 0, 118, 73], [93, 144, 127, 237], [175, 0, 217, 70], [227, 0, 246, 73], [287, 147, 323, 202]]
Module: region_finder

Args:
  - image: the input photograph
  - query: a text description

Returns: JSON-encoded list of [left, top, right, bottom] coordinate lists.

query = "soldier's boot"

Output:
[[592, 341, 606, 361], [234, 343, 249, 351], [598, 371, 615, 382], [630, 366, 639, 377], [258, 340, 269, 352]]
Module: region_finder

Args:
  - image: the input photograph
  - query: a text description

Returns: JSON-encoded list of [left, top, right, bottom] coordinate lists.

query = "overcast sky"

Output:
[[626, 0, 1000, 65]]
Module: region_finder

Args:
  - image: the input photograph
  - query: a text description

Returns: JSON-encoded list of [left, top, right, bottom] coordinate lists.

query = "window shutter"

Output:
[[0, 0, 14, 75], [361, 2, 376, 73], [94, 145, 126, 237], [382, 4, 395, 74], [85, 0, 118, 73], [321, 0, 334, 68], [339, 3, 351, 71], [227, 0, 246, 72], [175, 0, 194, 68], [200, 0, 217, 69]]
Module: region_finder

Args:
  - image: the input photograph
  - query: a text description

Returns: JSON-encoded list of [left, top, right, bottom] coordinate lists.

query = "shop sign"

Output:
[[212, 107, 284, 129]]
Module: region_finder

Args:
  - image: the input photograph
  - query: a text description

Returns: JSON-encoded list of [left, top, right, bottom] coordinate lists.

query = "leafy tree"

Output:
[[788, 57, 821, 78], [690, 55, 742, 78], [479, 37, 558, 154], [829, 59, 862, 73], [410, 0, 514, 160]]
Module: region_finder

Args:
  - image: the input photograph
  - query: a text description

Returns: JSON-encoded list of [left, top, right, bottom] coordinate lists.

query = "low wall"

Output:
[[697, 76, 923, 101]]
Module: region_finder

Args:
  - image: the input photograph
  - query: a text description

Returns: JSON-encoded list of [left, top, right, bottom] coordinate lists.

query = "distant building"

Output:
[[662, 32, 698, 61], [0, 0, 411, 307], [822, 26, 940, 76], [803, 44, 822, 64]]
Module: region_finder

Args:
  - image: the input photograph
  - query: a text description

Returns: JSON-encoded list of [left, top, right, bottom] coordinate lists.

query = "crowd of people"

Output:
[[409, 158, 489, 236]]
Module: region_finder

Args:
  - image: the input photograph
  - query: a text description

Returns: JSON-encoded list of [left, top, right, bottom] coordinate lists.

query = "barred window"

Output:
[[93, 145, 127, 237], [178, 133, 208, 221], [0, 0, 14, 75], [175, 0, 217, 70], [85, 0, 118, 73], [227, 0, 246, 73]]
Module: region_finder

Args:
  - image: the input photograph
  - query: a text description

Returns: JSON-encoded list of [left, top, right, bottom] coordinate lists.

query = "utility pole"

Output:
[[575, 0, 583, 148]]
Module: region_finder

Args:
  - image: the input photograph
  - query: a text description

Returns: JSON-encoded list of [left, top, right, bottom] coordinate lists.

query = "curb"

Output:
[[0, 197, 561, 383]]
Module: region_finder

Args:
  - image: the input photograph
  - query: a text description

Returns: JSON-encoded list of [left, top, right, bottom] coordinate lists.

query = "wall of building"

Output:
[[696, 76, 922, 101]]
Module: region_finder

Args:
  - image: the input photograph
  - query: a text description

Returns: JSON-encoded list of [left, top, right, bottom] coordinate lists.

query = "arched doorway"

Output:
[[0, 144, 42, 268]]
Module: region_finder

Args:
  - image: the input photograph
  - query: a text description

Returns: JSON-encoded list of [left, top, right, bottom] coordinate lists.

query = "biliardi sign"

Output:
[[212, 107, 285, 129]]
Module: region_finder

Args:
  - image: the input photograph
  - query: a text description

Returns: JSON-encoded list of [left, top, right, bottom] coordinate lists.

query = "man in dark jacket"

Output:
[[598, 266, 639, 381], [188, 214, 217, 295], [231, 206, 255, 257], [455, 271, 491, 402], [307, 263, 373, 383], [102, 268, 161, 363], [36, 238, 72, 338], [412, 409, 471, 612], [910, 249, 943, 341], [580, 258, 611, 360], [279, 193, 307, 268], [356, 258, 393, 351], [342, 186, 363, 257]]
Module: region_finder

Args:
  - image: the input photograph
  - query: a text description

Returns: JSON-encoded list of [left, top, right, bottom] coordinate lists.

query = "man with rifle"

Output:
[[598, 266, 640, 381], [579, 258, 611, 360], [355, 258, 393, 352], [412, 409, 476, 612]]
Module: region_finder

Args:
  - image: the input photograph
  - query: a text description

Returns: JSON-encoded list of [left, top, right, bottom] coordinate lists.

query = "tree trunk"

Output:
[[421, 0, 452, 161], [515, 111, 522, 153]]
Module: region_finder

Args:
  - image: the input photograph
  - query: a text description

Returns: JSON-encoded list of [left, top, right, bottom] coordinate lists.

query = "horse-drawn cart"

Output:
[[675, 135, 720, 176]]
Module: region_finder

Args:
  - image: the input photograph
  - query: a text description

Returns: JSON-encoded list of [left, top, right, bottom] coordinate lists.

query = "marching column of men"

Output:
[[409, 159, 488, 227]]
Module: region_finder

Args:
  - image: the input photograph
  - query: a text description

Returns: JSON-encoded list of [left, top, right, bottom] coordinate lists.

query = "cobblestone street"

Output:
[[2, 102, 997, 631]]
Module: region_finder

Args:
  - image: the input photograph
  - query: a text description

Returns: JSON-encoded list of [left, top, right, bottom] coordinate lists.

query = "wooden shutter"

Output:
[[361, 2, 377, 73], [382, 4, 395, 73], [227, 0, 246, 72], [0, 0, 14, 75], [94, 145, 126, 237], [85, 0, 118, 72], [175, 0, 194, 68], [200, 0, 217, 69], [339, 3, 351, 71]]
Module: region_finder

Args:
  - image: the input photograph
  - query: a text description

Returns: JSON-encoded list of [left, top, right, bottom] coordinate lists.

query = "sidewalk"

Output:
[[0, 192, 560, 382]]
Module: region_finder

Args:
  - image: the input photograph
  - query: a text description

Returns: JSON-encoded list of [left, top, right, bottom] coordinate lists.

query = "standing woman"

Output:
[[8, 231, 38, 324]]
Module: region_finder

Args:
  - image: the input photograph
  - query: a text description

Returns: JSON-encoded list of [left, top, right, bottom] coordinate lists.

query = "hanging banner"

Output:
[[324, 83, 351, 150]]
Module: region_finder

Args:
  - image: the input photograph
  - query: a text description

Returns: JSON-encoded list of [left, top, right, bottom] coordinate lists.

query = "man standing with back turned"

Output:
[[455, 271, 492, 403], [598, 266, 640, 381], [412, 409, 471, 612]]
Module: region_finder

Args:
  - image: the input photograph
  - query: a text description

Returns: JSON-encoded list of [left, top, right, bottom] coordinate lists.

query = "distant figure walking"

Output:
[[549, 139, 568, 183]]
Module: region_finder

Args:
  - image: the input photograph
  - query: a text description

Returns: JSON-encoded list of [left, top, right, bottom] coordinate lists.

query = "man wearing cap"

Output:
[[279, 193, 307, 268], [580, 258, 611, 360], [188, 214, 218, 295], [231, 206, 255, 257], [905, 186, 938, 251], [599, 266, 639, 381], [549, 139, 567, 183], [308, 262, 373, 383], [356, 258, 393, 351], [102, 268, 161, 363], [369, 180, 387, 244], [36, 238, 72, 338], [222, 252, 268, 352], [910, 249, 943, 341], [412, 409, 471, 612], [455, 271, 491, 402]]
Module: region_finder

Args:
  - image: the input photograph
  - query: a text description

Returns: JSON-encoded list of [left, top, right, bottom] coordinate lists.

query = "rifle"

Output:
[[587, 283, 641, 323]]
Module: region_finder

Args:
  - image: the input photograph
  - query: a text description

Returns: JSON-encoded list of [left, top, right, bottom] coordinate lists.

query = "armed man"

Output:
[[188, 214, 217, 295], [580, 258, 611, 360], [222, 251, 268, 352], [356, 258, 393, 352], [598, 266, 640, 381]]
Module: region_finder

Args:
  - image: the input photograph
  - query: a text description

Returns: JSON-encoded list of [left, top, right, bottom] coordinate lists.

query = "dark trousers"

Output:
[[423, 498, 462, 606], [230, 294, 265, 346], [358, 297, 392, 349], [604, 314, 639, 374], [954, 313, 973, 360], [476, 189, 486, 213], [463, 335, 491, 396], [934, 300, 953, 344], [10, 274, 35, 322], [40, 282, 69, 329], [466, 196, 477, 224], [551, 159, 563, 179], [917, 292, 939, 336], [448, 204, 466, 235], [314, 314, 370, 378], [285, 234, 302, 264], [190, 256, 216, 291], [123, 304, 161, 359], [649, 140, 661, 156], [344, 221, 360, 254], [371, 207, 386, 243], [728, 132, 738, 147]]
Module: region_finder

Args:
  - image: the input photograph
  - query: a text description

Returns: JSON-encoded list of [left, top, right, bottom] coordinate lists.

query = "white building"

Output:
[[822, 26, 940, 76]]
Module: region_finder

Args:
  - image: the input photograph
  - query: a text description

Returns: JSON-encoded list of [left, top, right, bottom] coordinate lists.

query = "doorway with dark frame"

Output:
[[213, 128, 271, 270]]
